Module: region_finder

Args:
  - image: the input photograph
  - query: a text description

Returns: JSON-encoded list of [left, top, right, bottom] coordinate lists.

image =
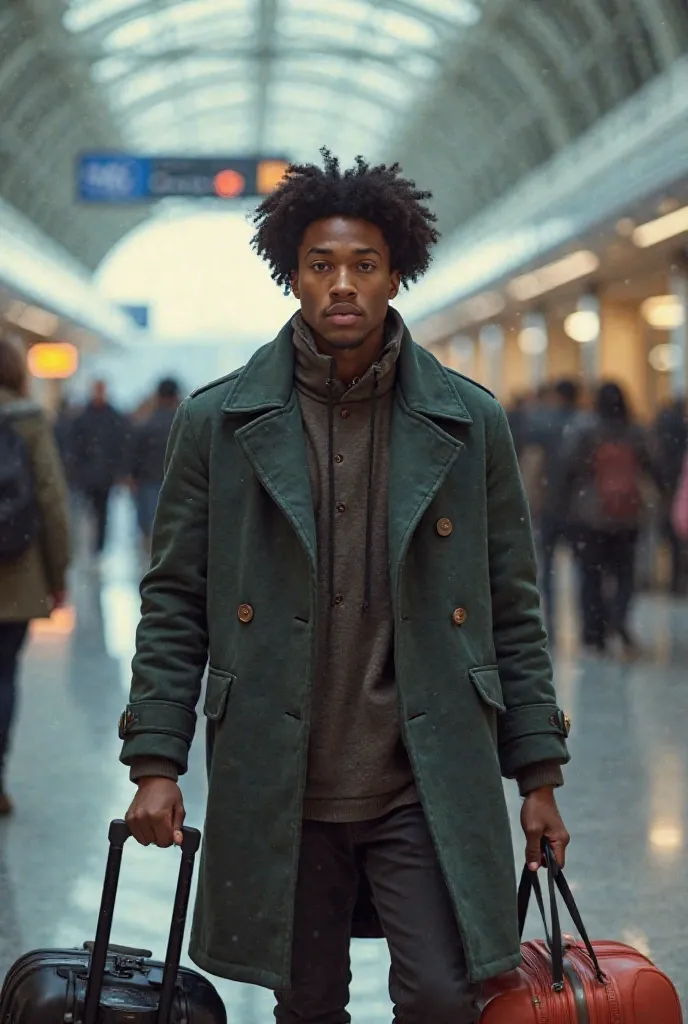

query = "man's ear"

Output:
[[290, 270, 300, 300], [389, 271, 401, 301]]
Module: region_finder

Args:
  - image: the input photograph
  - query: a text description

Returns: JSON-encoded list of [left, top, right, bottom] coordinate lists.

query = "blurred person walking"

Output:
[[129, 378, 181, 548], [561, 382, 658, 656], [520, 379, 583, 647], [119, 152, 570, 1024], [70, 380, 127, 556], [653, 396, 687, 594], [0, 339, 70, 815]]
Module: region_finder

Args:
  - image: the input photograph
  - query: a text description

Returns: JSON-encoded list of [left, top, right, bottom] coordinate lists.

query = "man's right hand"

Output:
[[125, 777, 185, 848]]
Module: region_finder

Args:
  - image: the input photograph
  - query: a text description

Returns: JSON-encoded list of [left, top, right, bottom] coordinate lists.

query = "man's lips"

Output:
[[325, 303, 362, 325]]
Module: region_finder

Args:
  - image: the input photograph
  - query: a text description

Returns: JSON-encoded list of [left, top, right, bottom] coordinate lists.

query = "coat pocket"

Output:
[[203, 667, 235, 722], [469, 665, 506, 713]]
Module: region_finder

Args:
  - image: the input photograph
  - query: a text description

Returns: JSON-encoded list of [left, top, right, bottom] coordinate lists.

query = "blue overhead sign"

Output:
[[76, 155, 289, 203], [78, 155, 151, 202]]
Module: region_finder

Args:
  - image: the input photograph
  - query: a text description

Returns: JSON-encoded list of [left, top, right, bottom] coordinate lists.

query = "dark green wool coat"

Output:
[[120, 320, 570, 990]]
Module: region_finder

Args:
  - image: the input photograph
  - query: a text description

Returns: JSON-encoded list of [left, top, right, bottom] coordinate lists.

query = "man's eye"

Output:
[[359, 262, 376, 272], [311, 262, 330, 272]]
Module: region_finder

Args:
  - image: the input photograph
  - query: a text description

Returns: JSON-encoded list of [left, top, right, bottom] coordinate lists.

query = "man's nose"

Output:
[[330, 268, 357, 296]]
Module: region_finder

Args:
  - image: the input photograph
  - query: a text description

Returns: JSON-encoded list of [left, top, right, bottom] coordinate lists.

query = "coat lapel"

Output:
[[224, 322, 317, 570], [389, 329, 473, 597]]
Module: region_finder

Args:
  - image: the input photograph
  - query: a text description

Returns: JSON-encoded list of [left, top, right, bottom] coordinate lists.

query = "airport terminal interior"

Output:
[[2, 0, 688, 1019]]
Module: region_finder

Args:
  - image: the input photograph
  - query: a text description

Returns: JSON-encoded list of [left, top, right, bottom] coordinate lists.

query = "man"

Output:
[[129, 378, 181, 549], [121, 152, 570, 1024], [71, 380, 127, 555], [520, 379, 583, 647]]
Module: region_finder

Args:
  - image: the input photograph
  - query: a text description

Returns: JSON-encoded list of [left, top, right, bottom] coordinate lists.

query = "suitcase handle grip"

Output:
[[518, 840, 606, 992], [82, 941, 153, 960], [82, 819, 201, 1024]]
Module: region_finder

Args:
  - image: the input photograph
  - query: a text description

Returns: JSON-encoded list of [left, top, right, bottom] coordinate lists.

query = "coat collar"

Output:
[[222, 314, 473, 425]]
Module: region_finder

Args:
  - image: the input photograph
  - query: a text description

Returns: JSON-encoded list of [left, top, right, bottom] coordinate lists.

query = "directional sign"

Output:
[[119, 304, 150, 328], [76, 155, 289, 203]]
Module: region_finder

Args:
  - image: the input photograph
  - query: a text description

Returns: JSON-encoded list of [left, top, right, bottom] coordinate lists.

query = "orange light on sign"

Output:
[[28, 342, 79, 379], [214, 169, 246, 198], [257, 159, 289, 194]]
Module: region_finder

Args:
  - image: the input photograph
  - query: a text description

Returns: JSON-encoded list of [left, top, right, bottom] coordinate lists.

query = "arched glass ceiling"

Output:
[[61, 0, 482, 160]]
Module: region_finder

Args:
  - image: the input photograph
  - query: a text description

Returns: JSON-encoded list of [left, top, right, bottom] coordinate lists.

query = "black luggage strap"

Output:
[[518, 839, 606, 992]]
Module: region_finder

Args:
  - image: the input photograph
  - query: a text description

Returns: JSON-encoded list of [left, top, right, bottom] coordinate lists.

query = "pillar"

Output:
[[447, 335, 477, 378], [519, 311, 548, 390], [599, 296, 648, 419], [670, 268, 688, 398], [478, 324, 505, 398]]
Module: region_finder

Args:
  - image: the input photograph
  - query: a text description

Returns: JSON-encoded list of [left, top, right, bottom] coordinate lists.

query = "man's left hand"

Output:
[[521, 787, 570, 872]]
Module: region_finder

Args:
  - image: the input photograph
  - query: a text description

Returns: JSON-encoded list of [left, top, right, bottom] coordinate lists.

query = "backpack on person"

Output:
[[594, 438, 642, 521], [0, 411, 38, 562]]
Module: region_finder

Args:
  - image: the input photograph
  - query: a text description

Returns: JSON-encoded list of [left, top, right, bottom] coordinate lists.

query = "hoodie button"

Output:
[[452, 608, 467, 626], [341, 408, 350, 419], [334, 454, 344, 464], [437, 518, 453, 537], [238, 603, 254, 624]]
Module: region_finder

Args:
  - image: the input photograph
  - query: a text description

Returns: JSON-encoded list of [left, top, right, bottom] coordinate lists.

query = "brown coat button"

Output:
[[452, 607, 467, 626], [436, 517, 453, 537], [237, 603, 254, 624]]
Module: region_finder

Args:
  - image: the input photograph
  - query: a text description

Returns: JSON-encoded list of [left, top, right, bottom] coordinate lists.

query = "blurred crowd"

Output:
[[54, 376, 183, 556], [507, 379, 688, 656], [0, 331, 182, 814]]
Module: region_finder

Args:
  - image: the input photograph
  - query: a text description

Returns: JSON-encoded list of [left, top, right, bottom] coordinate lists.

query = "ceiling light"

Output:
[[657, 197, 680, 216], [518, 326, 548, 356], [648, 344, 682, 374], [633, 205, 688, 248], [640, 295, 685, 331], [616, 217, 636, 237], [564, 310, 600, 343], [507, 251, 599, 302], [649, 825, 683, 850]]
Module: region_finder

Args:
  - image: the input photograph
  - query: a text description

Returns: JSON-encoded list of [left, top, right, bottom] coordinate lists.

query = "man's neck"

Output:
[[310, 324, 386, 386]]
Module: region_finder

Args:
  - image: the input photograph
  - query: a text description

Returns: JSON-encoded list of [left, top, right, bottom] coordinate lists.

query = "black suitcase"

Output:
[[0, 819, 226, 1023]]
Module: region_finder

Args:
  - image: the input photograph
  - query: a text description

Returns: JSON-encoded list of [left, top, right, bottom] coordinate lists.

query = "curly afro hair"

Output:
[[251, 148, 439, 294]]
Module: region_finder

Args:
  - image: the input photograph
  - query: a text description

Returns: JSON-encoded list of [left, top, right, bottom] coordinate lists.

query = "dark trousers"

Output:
[[83, 486, 111, 553], [0, 622, 29, 780], [134, 482, 161, 542], [662, 515, 685, 594], [537, 514, 565, 646], [571, 528, 638, 647], [275, 804, 479, 1024]]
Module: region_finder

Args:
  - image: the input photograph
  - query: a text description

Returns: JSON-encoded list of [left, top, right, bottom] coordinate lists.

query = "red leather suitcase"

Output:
[[481, 844, 683, 1022]]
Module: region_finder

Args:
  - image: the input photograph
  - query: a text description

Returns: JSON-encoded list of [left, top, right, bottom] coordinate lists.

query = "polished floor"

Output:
[[1, 493, 687, 1019]]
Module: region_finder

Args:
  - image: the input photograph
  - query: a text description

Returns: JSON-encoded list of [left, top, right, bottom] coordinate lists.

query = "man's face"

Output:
[[291, 217, 400, 351]]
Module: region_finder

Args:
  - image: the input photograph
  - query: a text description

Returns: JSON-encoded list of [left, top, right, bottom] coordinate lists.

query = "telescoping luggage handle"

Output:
[[82, 818, 201, 1024], [517, 839, 606, 993]]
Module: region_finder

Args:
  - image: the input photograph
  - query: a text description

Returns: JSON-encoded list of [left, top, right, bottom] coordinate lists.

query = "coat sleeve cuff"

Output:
[[129, 756, 180, 784], [516, 760, 564, 797], [118, 700, 196, 775], [498, 704, 570, 779]]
